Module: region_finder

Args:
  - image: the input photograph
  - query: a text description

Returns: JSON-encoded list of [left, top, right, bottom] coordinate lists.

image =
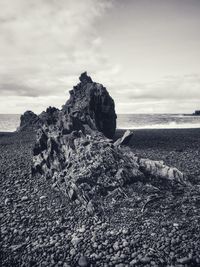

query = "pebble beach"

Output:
[[1, 129, 200, 267]]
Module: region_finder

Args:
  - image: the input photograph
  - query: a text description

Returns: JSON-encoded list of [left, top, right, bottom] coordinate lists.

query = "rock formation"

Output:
[[19, 72, 116, 139], [62, 72, 117, 138], [19, 107, 59, 132], [32, 72, 186, 213], [19, 110, 40, 131]]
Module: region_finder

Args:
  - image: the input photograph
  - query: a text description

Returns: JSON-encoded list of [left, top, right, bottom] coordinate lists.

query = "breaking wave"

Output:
[[117, 114, 200, 129]]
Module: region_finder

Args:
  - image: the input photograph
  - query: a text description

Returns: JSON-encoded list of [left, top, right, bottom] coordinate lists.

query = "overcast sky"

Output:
[[0, 0, 200, 114]]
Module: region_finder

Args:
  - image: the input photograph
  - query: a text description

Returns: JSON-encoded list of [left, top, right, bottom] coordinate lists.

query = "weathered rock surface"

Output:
[[19, 107, 59, 132], [62, 72, 117, 138], [32, 73, 187, 213], [19, 110, 40, 131]]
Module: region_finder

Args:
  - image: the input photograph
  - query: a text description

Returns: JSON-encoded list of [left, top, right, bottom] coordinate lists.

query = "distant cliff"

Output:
[[193, 110, 200, 116]]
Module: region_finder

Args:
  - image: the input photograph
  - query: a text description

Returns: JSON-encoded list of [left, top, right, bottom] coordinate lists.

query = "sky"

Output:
[[0, 0, 200, 114]]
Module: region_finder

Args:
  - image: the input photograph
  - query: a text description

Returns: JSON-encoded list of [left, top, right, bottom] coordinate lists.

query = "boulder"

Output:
[[78, 255, 89, 267]]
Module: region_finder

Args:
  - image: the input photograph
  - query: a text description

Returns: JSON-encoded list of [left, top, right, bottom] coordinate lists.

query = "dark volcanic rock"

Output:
[[33, 128, 185, 211], [39, 106, 59, 126], [19, 107, 59, 132], [19, 110, 40, 131], [62, 72, 117, 139], [19, 72, 116, 139], [32, 72, 187, 213]]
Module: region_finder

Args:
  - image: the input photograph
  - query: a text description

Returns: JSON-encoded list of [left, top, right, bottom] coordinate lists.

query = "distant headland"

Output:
[[192, 110, 200, 116]]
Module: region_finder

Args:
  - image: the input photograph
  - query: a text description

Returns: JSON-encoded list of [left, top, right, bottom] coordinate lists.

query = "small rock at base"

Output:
[[177, 257, 191, 264], [39, 195, 46, 201], [21, 196, 28, 201], [78, 256, 89, 267]]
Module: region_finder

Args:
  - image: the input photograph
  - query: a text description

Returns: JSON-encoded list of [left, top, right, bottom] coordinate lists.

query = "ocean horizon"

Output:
[[1, 113, 200, 132]]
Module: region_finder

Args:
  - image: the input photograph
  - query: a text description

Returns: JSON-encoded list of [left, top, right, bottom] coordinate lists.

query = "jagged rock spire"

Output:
[[62, 72, 117, 139], [79, 71, 93, 84]]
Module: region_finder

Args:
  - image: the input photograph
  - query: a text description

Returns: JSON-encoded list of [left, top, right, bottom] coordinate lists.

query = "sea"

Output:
[[1, 114, 200, 132]]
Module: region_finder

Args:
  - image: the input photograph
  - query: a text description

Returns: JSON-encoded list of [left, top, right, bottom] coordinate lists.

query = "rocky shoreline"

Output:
[[1, 129, 200, 267], [1, 73, 200, 266]]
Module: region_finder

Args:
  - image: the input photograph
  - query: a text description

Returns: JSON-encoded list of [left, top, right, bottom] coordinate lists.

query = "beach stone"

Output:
[[39, 195, 46, 202], [78, 255, 89, 267], [140, 256, 151, 263], [130, 259, 138, 265], [93, 242, 98, 249], [116, 264, 125, 267], [122, 240, 129, 247], [86, 201, 95, 215], [4, 198, 10, 205], [71, 236, 82, 247], [21, 196, 28, 201], [122, 228, 129, 235], [113, 241, 120, 251], [70, 248, 76, 256], [177, 257, 191, 264], [77, 225, 86, 233], [131, 252, 137, 259]]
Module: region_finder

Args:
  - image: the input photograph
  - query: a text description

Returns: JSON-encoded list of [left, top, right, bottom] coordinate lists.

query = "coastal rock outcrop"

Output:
[[32, 72, 186, 212], [19, 107, 60, 132], [19, 110, 40, 131], [19, 72, 116, 139], [62, 72, 117, 138]]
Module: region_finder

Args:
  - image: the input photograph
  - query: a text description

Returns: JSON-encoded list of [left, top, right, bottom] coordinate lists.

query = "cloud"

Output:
[[107, 74, 200, 113], [0, 0, 200, 114], [110, 74, 200, 100], [0, 0, 115, 112]]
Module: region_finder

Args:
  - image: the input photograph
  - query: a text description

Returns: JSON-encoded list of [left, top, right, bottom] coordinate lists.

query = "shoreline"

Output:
[[2, 124, 200, 135], [2, 126, 200, 134], [118, 125, 200, 129]]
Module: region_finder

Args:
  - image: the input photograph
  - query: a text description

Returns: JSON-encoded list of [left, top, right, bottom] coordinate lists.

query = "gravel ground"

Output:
[[1, 129, 200, 267]]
